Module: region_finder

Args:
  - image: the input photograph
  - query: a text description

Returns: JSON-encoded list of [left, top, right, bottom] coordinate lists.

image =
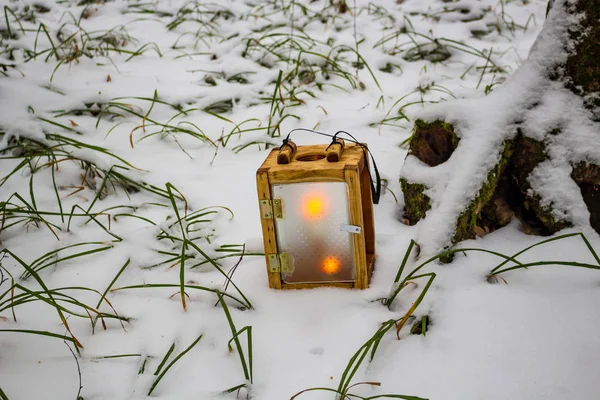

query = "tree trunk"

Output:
[[399, 0, 600, 257]]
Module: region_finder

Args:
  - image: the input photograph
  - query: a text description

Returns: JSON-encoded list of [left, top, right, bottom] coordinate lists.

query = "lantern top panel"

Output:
[[257, 143, 367, 184]]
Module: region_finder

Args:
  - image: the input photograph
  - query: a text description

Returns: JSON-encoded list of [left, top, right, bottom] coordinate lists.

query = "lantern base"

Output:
[[274, 253, 375, 290]]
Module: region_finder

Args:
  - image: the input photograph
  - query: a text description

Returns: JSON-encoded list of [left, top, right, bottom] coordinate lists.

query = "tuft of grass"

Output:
[[374, 82, 456, 130], [384, 240, 519, 307], [385, 233, 600, 309], [0, 132, 179, 216], [1, 248, 130, 349], [374, 19, 506, 88], [242, 22, 381, 93], [152, 185, 253, 310], [1, 248, 82, 348], [1, 193, 62, 240], [488, 232, 600, 278], [292, 317, 428, 399], [35, 23, 161, 71]]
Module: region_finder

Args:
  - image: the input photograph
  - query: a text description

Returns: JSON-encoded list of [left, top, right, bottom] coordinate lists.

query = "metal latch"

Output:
[[260, 199, 283, 219], [340, 224, 361, 234], [267, 252, 292, 273]]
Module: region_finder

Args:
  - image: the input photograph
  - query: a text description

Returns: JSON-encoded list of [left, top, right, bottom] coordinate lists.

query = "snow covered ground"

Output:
[[1, 0, 599, 399]]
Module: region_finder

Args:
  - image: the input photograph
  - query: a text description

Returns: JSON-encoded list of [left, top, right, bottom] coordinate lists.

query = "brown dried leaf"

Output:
[[474, 225, 486, 237]]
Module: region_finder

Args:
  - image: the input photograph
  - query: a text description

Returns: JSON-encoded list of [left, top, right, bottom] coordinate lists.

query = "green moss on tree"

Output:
[[400, 179, 431, 225], [507, 134, 572, 234], [510, 134, 547, 184], [400, 119, 456, 226], [452, 141, 514, 243]]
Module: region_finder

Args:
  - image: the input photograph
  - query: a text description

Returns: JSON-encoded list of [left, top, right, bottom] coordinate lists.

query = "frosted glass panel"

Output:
[[272, 182, 355, 284]]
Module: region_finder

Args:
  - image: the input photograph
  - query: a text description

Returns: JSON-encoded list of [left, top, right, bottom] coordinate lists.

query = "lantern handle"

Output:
[[330, 131, 381, 205], [325, 138, 345, 162], [281, 129, 382, 205], [277, 139, 297, 164]]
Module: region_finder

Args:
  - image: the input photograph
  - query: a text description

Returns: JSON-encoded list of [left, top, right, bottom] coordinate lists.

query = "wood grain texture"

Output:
[[256, 143, 376, 289], [256, 168, 282, 289], [277, 282, 355, 290], [360, 153, 376, 275], [345, 165, 368, 289], [326, 138, 345, 162], [276, 140, 297, 164]]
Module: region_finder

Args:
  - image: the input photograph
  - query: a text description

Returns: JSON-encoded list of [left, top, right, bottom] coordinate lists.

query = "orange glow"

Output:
[[321, 256, 341, 275], [302, 193, 328, 220]]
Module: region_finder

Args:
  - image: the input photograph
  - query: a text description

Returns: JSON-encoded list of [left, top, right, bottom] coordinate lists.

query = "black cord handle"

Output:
[[282, 128, 381, 205]]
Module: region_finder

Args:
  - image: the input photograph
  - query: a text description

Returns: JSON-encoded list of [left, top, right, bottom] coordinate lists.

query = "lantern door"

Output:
[[271, 182, 356, 284]]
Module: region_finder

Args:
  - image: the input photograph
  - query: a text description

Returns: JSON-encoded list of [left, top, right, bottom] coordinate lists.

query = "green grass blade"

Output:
[[112, 284, 247, 308], [393, 240, 417, 283], [96, 259, 130, 309], [0, 329, 76, 344], [147, 334, 203, 396], [217, 292, 251, 382], [165, 183, 188, 311], [153, 343, 175, 376], [491, 260, 600, 276]]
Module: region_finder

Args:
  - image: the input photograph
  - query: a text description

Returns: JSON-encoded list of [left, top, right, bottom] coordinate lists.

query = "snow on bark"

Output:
[[399, 0, 600, 257]]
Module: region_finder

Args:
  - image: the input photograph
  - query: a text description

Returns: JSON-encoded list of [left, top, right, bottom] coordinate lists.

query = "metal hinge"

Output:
[[267, 252, 292, 273], [260, 199, 283, 219]]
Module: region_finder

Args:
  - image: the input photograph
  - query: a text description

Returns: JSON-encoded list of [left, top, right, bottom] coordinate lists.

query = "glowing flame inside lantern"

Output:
[[302, 192, 328, 220], [321, 256, 341, 275]]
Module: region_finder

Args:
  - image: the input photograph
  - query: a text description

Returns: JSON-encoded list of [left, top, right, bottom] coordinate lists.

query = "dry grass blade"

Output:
[[394, 273, 436, 339]]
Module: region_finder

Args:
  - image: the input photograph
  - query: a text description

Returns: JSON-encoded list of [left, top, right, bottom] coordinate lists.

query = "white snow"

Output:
[[1, 0, 599, 399]]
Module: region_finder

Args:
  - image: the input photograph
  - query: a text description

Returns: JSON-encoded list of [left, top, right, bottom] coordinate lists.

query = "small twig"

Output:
[[224, 244, 245, 292], [0, 254, 7, 288], [214, 244, 246, 307], [64, 339, 83, 399]]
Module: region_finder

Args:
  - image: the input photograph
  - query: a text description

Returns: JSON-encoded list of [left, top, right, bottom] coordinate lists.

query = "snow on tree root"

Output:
[[399, 0, 600, 258]]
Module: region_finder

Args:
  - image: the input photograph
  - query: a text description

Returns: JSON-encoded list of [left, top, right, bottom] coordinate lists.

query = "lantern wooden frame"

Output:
[[256, 142, 376, 289]]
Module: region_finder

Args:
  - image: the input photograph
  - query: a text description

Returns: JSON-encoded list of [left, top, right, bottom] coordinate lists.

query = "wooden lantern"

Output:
[[256, 140, 376, 289]]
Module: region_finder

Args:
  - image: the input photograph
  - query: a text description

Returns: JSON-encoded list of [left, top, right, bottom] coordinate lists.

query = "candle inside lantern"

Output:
[[321, 256, 341, 275], [302, 192, 328, 220]]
